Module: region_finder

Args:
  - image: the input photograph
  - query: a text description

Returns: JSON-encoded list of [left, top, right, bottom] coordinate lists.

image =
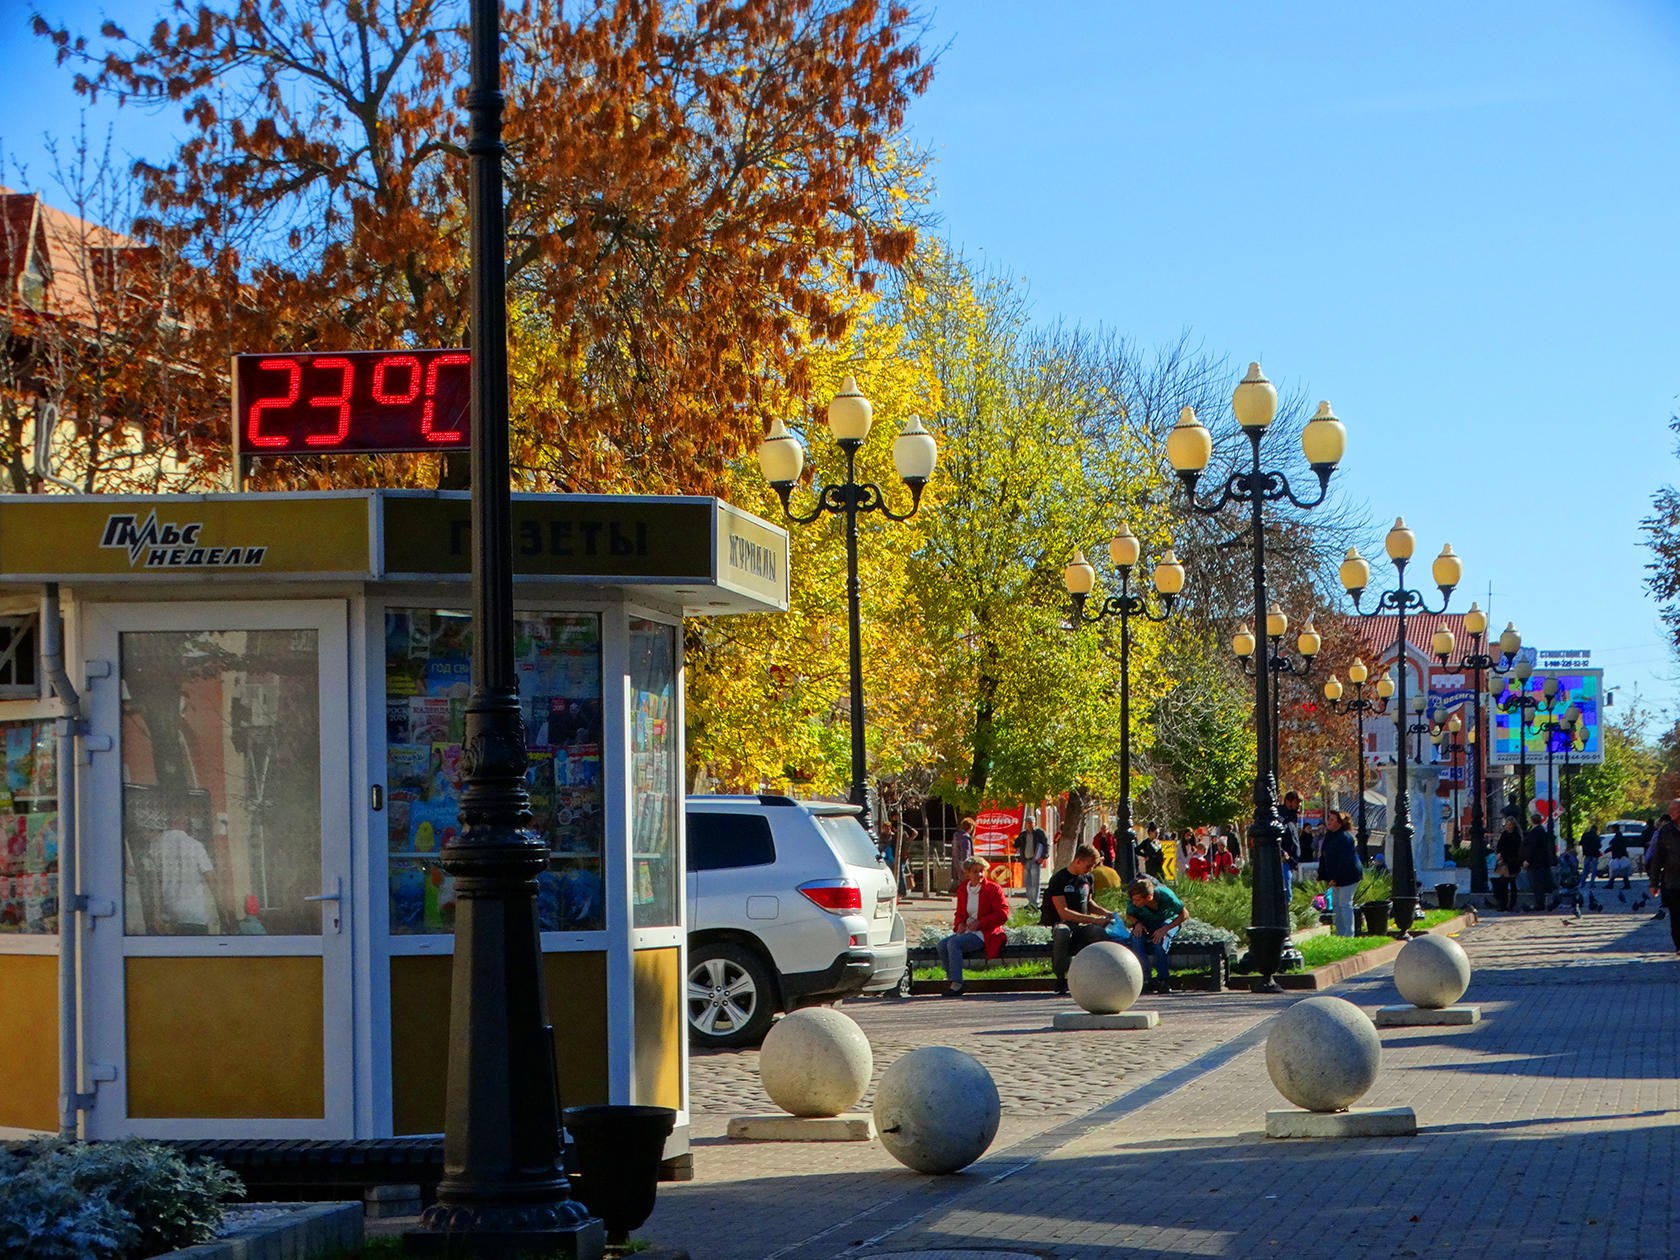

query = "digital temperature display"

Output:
[[232, 348, 472, 458]]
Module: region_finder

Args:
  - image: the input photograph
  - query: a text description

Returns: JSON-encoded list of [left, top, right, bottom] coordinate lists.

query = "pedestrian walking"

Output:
[[1493, 815, 1523, 912], [1647, 799, 1680, 952], [1580, 823, 1602, 888], [1317, 810, 1363, 936], [1019, 822, 1049, 907], [1607, 824, 1633, 894], [950, 817, 974, 894], [1520, 810, 1555, 912]]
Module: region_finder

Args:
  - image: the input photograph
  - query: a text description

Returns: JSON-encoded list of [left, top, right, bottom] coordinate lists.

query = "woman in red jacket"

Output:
[[937, 856, 1010, 996]]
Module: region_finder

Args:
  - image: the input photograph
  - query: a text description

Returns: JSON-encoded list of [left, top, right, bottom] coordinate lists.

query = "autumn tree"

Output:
[[32, 0, 932, 492], [1569, 702, 1660, 825]]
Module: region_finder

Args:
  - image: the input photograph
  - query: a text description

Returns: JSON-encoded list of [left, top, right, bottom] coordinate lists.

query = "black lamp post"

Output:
[[1406, 694, 1435, 765], [1532, 677, 1570, 843], [1558, 704, 1583, 844], [1167, 365, 1347, 991], [1491, 661, 1542, 822], [412, 0, 601, 1252], [1340, 517, 1464, 937], [1322, 660, 1394, 864], [1064, 525, 1186, 884], [1232, 609, 1320, 782], [1432, 609, 1520, 894], [758, 380, 937, 829]]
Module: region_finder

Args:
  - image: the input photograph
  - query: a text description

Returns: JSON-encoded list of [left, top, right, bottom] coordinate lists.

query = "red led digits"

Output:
[[233, 348, 473, 457], [421, 352, 471, 443], [306, 356, 354, 446], [244, 358, 303, 448], [372, 354, 421, 406]]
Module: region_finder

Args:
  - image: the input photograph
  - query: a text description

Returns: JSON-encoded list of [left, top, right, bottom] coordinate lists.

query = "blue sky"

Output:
[[901, 1, 1680, 731], [5, 2, 1680, 728]]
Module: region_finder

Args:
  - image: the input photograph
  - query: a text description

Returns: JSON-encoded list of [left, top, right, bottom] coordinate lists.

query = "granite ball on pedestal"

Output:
[[1265, 995, 1381, 1113], [758, 1007, 873, 1118], [1393, 934, 1471, 1009], [873, 1046, 1001, 1173], [1066, 940, 1144, 1014]]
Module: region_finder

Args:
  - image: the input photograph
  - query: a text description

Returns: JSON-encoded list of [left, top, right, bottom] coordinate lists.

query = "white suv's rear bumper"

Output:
[[861, 912, 907, 992]]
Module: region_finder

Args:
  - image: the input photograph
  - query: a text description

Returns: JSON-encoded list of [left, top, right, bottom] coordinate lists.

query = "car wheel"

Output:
[[687, 943, 777, 1048]]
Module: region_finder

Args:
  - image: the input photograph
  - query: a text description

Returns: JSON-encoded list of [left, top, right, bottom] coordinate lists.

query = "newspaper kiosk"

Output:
[[0, 489, 788, 1172]]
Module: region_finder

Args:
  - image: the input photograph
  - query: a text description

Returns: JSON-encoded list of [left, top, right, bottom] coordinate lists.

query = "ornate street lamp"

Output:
[[1322, 659, 1395, 863], [1406, 694, 1434, 765], [1232, 608, 1320, 782], [1529, 676, 1571, 843], [1341, 517, 1463, 937], [1491, 661, 1546, 824], [1433, 609, 1521, 893], [1557, 703, 1584, 846], [759, 378, 937, 828], [414, 0, 600, 1251], [1065, 525, 1186, 883], [1169, 365, 1347, 990]]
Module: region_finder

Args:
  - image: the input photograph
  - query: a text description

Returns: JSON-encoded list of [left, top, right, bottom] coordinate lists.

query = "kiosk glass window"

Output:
[[0, 719, 59, 935], [384, 609, 605, 935], [629, 618, 678, 928], [120, 630, 323, 936]]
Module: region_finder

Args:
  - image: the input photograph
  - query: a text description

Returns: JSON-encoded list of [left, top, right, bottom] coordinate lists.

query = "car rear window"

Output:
[[686, 811, 775, 870], [814, 813, 882, 868]]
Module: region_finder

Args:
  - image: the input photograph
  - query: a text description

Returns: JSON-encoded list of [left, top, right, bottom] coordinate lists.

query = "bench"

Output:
[[1166, 942, 1234, 991]]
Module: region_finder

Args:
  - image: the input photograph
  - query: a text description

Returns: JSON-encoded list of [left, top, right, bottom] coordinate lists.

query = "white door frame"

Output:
[[79, 599, 355, 1139]]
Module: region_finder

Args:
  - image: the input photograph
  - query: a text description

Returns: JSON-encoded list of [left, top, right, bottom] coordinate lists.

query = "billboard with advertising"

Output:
[[972, 803, 1025, 858], [1489, 667, 1604, 766]]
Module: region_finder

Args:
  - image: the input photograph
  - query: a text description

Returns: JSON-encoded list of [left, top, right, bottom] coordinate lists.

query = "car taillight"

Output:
[[798, 880, 863, 914]]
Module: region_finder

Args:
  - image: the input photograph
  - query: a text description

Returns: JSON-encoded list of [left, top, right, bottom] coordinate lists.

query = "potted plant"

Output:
[[1354, 868, 1392, 936]]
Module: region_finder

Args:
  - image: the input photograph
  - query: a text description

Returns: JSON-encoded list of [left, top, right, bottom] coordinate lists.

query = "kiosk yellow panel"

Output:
[[125, 957, 324, 1118], [632, 948, 682, 1111], [0, 954, 58, 1131], [390, 952, 609, 1136]]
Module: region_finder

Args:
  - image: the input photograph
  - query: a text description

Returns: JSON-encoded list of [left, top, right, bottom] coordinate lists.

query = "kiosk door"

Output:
[[81, 601, 354, 1138]]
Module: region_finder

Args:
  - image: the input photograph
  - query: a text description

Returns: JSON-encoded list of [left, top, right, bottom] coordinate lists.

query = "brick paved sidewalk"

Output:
[[641, 908, 1680, 1259]]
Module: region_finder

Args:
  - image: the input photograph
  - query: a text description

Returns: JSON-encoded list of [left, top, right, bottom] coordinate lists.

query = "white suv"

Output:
[[685, 794, 907, 1048]]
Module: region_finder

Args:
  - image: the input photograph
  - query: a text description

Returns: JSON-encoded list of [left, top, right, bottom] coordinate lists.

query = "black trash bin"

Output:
[[1435, 882, 1457, 910], [564, 1104, 676, 1246]]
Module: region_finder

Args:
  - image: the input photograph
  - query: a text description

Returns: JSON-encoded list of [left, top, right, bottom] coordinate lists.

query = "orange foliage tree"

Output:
[[34, 0, 931, 492]]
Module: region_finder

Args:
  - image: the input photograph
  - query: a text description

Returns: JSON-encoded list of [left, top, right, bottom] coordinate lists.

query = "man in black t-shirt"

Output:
[[1043, 843, 1116, 995]]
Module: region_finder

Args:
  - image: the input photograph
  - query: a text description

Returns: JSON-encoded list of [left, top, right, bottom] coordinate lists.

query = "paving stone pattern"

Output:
[[645, 909, 1680, 1259]]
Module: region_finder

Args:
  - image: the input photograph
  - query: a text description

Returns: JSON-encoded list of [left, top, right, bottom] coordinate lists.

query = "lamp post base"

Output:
[[1390, 895, 1420, 937], [1246, 924, 1287, 992]]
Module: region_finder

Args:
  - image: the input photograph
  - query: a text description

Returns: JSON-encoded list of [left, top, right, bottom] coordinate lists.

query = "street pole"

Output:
[[1064, 528, 1184, 887], [1341, 518, 1463, 937], [758, 382, 937, 834], [1168, 370, 1347, 989], [1324, 663, 1391, 866], [413, 1, 600, 1252]]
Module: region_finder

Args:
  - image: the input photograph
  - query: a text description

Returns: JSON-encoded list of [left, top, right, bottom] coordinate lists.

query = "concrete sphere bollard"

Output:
[[758, 1007, 873, 1118], [1066, 940, 1144, 1014], [873, 1046, 1001, 1174], [1393, 934, 1471, 1009], [1265, 996, 1381, 1113]]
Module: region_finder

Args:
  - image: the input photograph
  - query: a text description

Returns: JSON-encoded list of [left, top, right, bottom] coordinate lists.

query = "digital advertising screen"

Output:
[[1488, 667, 1603, 766]]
